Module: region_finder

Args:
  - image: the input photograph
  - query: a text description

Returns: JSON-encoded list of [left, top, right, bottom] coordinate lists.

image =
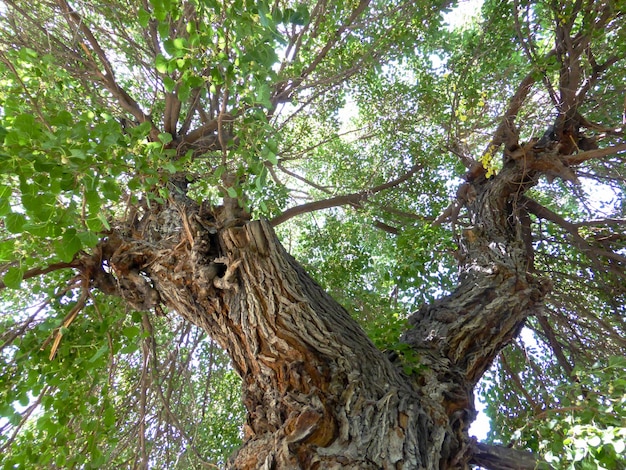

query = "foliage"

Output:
[[482, 351, 626, 469], [0, 0, 625, 467]]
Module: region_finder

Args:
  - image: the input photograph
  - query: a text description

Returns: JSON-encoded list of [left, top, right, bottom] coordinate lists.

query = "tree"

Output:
[[0, 0, 625, 468]]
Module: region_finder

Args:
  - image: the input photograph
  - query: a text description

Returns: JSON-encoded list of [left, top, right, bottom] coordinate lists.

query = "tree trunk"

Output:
[[97, 144, 552, 468]]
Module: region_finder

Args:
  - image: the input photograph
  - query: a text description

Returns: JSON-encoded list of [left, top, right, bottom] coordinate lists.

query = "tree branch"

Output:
[[564, 142, 626, 166], [56, 0, 160, 140], [470, 441, 553, 470], [0, 261, 78, 290], [287, 0, 371, 94], [481, 59, 548, 156], [270, 163, 422, 226], [525, 197, 626, 266], [535, 314, 574, 377]]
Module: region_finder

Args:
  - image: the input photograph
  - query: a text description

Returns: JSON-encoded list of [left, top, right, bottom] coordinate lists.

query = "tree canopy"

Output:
[[0, 0, 625, 468]]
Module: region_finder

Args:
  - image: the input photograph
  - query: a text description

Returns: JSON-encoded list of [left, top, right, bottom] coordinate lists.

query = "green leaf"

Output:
[[103, 406, 116, 427], [12, 113, 36, 132], [265, 151, 277, 165], [163, 76, 176, 92], [137, 9, 150, 28], [56, 228, 83, 262], [6, 208, 27, 232], [178, 81, 190, 101], [287, 4, 310, 26], [122, 325, 141, 340], [3, 266, 24, 289], [0, 240, 16, 262], [158, 132, 173, 144], [88, 345, 109, 363], [97, 212, 111, 230], [155, 54, 169, 74]]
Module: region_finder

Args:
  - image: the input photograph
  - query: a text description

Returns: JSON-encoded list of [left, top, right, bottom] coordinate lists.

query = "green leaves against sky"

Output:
[[0, 0, 625, 468]]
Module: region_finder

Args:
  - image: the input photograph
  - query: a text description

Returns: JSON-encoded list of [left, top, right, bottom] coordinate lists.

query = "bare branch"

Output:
[[277, 162, 331, 193], [271, 163, 423, 226], [470, 441, 553, 470]]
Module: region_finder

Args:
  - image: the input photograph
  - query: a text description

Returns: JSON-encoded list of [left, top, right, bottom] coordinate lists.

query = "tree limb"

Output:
[[564, 142, 626, 166], [525, 197, 626, 267], [56, 0, 160, 140], [270, 163, 422, 226], [470, 441, 553, 470], [535, 314, 574, 377], [481, 61, 546, 156], [0, 261, 78, 290]]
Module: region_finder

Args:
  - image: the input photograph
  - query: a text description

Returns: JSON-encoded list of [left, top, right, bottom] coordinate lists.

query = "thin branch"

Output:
[[56, 0, 159, 140], [270, 163, 422, 226], [0, 51, 52, 131], [535, 314, 574, 377], [0, 385, 51, 455], [564, 142, 626, 166], [572, 218, 626, 228], [46, 286, 89, 360], [1, 302, 48, 353], [56, 0, 116, 79], [525, 197, 626, 266], [0, 261, 78, 290], [285, 0, 371, 97], [500, 351, 540, 412], [276, 162, 331, 193], [378, 206, 433, 222], [280, 125, 375, 162]]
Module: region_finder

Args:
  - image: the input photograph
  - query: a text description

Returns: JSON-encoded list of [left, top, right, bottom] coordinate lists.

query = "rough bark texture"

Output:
[[101, 194, 442, 468], [92, 142, 556, 468]]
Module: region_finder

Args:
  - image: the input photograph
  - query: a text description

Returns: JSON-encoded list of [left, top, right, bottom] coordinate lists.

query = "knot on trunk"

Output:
[[108, 243, 160, 311]]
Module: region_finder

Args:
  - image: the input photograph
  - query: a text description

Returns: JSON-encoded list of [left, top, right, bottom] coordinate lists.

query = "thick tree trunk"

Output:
[[107, 199, 442, 468], [96, 144, 552, 468]]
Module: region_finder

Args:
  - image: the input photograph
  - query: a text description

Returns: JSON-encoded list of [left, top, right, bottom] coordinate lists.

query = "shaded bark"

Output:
[[99, 196, 453, 468], [470, 441, 549, 470], [90, 140, 553, 467]]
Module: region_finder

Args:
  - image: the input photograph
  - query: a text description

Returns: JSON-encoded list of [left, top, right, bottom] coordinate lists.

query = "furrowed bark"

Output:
[[99, 197, 455, 468], [85, 132, 569, 468], [89, 136, 564, 468], [401, 144, 554, 467]]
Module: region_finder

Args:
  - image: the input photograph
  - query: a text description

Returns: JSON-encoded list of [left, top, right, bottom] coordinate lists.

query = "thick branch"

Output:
[[470, 441, 553, 470], [182, 117, 221, 144], [564, 142, 626, 165], [481, 58, 549, 155]]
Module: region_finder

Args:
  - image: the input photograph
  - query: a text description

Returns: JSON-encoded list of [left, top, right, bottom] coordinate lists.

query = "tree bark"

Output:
[[102, 195, 445, 468], [95, 142, 553, 468]]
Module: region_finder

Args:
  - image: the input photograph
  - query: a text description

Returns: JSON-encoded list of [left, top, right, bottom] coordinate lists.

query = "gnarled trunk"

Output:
[[96, 145, 551, 468]]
